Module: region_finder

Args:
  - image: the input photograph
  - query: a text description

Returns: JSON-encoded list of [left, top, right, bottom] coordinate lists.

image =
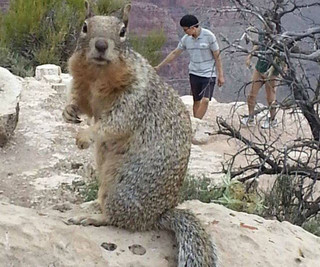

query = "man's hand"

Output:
[[217, 74, 225, 87], [212, 50, 225, 87]]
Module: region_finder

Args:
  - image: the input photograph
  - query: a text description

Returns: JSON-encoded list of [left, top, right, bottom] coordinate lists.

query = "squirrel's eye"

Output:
[[119, 27, 126, 37], [82, 22, 88, 33]]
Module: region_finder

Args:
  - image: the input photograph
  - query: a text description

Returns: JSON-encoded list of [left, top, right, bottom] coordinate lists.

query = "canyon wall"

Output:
[[130, 0, 258, 102], [130, 0, 320, 104]]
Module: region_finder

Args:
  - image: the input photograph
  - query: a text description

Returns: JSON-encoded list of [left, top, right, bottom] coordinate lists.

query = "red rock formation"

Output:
[[0, 0, 10, 10]]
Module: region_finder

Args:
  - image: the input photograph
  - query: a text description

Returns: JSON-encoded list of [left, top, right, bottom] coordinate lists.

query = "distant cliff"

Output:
[[2, 0, 318, 103], [130, 0, 319, 104], [0, 0, 9, 10]]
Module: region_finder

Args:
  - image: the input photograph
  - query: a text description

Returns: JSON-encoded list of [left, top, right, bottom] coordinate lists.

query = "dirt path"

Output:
[[0, 78, 95, 209]]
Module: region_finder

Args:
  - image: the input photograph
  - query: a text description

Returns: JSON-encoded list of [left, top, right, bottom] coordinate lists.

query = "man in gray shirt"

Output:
[[155, 14, 225, 119]]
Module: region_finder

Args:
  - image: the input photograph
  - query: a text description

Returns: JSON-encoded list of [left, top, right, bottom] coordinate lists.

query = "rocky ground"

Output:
[[0, 75, 226, 210], [0, 76, 95, 209]]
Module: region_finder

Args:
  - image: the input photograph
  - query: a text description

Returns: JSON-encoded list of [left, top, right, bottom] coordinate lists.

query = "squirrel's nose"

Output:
[[95, 39, 108, 53]]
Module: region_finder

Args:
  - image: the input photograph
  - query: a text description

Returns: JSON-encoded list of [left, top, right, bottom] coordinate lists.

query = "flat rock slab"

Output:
[[0, 202, 177, 267], [1, 200, 320, 267]]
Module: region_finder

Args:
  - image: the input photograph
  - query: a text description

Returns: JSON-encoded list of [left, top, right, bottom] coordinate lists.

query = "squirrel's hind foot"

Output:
[[67, 214, 109, 227]]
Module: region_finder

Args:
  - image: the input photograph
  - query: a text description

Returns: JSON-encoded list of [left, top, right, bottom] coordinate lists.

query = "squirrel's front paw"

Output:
[[76, 130, 91, 149], [62, 104, 81, 124]]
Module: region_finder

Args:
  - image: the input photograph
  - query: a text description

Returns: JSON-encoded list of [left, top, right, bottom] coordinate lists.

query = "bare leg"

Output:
[[265, 75, 277, 120], [247, 69, 264, 116], [193, 100, 200, 117], [194, 97, 209, 119]]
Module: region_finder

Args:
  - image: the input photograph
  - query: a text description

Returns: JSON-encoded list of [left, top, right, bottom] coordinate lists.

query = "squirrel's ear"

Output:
[[85, 1, 94, 19], [122, 4, 131, 27]]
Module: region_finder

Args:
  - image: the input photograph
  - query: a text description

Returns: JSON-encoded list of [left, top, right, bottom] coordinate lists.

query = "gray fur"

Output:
[[63, 3, 219, 266]]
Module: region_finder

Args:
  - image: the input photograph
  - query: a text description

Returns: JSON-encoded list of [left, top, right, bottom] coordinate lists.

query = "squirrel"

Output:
[[62, 2, 219, 266]]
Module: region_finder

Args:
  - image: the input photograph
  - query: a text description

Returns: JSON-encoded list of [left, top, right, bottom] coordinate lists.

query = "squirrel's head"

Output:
[[75, 2, 131, 65]]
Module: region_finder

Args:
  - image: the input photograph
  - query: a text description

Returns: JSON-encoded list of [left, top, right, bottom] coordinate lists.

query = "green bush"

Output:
[[262, 175, 299, 222], [179, 174, 219, 203], [212, 174, 266, 214], [261, 174, 319, 227], [95, 0, 126, 15], [303, 216, 320, 237], [0, 47, 34, 77], [81, 180, 99, 202], [130, 29, 167, 66], [0, 0, 164, 77], [179, 172, 265, 214], [0, 0, 85, 74]]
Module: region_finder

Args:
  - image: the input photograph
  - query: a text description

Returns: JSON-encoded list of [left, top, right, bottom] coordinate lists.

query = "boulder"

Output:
[[1, 201, 320, 267], [0, 202, 176, 267], [35, 64, 62, 82], [181, 95, 215, 145], [190, 116, 213, 145], [0, 67, 22, 147]]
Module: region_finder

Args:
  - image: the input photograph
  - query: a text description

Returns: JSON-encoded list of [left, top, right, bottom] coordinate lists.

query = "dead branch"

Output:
[[216, 117, 320, 182]]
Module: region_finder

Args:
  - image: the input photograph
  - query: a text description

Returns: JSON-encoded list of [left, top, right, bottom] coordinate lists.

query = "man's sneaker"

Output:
[[261, 118, 278, 129], [240, 116, 255, 126]]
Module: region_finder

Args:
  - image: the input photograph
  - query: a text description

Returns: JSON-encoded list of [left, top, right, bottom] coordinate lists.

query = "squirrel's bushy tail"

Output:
[[157, 209, 219, 267]]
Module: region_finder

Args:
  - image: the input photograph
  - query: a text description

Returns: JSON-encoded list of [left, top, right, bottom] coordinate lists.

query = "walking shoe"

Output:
[[261, 118, 278, 129], [240, 116, 255, 126]]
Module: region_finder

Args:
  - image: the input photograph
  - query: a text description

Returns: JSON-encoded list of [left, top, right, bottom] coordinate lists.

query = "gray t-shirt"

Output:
[[177, 27, 219, 78]]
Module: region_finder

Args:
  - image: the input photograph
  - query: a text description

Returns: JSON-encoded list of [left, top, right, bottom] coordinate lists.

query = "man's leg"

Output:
[[265, 76, 277, 120], [193, 100, 200, 117], [190, 74, 207, 119], [193, 77, 215, 119], [194, 97, 209, 119]]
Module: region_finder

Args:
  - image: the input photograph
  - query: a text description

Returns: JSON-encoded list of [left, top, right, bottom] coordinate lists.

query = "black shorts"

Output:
[[189, 74, 216, 101]]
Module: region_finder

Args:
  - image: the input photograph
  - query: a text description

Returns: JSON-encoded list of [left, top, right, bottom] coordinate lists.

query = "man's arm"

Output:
[[154, 48, 183, 71], [212, 50, 225, 87]]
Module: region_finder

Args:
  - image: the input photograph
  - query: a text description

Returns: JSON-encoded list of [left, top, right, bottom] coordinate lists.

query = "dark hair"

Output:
[[180, 15, 199, 28]]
